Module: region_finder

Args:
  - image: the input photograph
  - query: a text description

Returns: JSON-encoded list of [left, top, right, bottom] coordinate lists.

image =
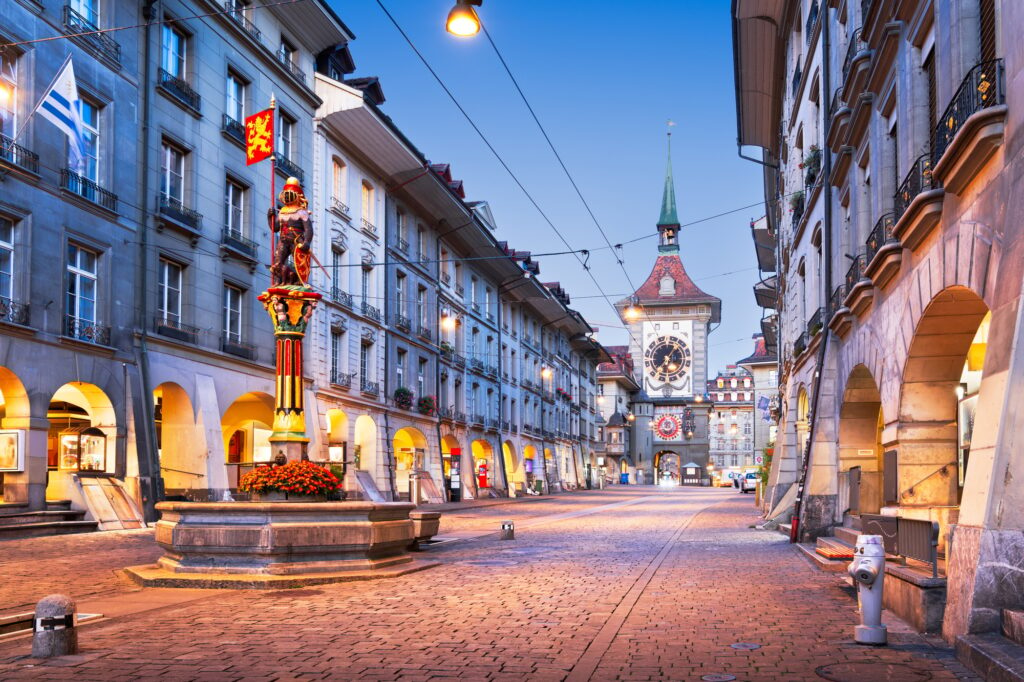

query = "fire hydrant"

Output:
[[848, 534, 887, 645]]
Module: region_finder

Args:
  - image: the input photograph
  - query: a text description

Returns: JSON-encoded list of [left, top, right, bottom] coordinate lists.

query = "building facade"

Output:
[[707, 365, 755, 477], [734, 0, 1024, 645]]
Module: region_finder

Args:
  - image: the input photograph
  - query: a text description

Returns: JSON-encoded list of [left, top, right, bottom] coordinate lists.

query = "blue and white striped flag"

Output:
[[36, 56, 87, 173]]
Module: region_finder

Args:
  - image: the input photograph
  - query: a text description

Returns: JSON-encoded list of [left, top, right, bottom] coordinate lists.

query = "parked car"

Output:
[[740, 472, 758, 493]]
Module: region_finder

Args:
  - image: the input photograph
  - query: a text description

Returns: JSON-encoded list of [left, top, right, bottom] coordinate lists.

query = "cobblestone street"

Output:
[[0, 488, 977, 681]]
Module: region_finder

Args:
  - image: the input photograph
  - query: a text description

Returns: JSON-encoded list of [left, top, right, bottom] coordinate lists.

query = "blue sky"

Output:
[[330, 0, 765, 372]]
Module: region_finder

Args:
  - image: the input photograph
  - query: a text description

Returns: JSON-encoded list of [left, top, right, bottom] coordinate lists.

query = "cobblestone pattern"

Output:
[[0, 488, 978, 681]]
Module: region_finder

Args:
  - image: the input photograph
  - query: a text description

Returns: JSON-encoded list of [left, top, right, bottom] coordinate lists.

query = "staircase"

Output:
[[0, 500, 98, 540], [957, 610, 1024, 681], [795, 514, 861, 572]]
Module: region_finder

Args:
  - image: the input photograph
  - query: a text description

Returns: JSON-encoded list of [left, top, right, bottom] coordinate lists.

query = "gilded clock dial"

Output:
[[644, 335, 691, 382]]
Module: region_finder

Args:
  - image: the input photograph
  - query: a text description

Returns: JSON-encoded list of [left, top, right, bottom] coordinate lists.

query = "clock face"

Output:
[[644, 335, 691, 382], [655, 415, 681, 439]]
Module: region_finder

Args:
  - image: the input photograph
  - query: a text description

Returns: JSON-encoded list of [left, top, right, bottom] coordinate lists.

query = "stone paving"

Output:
[[0, 487, 978, 681]]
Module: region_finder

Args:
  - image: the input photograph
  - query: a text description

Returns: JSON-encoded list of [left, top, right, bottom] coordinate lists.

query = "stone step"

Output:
[[843, 513, 863, 530], [0, 520, 98, 541], [46, 499, 73, 511], [834, 525, 860, 546], [956, 633, 1024, 682], [815, 537, 855, 560], [778, 522, 792, 538], [0, 510, 87, 526], [1005, 610, 1024, 647], [796, 542, 847, 573]]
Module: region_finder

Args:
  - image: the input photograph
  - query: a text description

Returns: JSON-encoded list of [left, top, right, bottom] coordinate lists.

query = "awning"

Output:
[[751, 216, 776, 272], [754, 275, 778, 309], [732, 0, 793, 150]]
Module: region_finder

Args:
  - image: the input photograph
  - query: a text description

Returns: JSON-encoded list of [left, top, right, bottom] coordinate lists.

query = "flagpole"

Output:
[[269, 94, 277, 282], [13, 53, 73, 143]]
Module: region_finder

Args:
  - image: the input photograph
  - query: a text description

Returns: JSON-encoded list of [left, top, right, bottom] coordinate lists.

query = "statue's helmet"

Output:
[[280, 177, 304, 206]]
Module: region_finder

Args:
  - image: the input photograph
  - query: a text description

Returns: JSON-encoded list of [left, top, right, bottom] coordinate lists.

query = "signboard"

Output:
[[0, 430, 23, 471]]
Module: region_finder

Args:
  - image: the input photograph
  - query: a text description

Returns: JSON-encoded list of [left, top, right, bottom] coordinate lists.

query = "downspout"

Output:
[[433, 242, 450, 501], [793, 8, 835, 543], [382, 197, 396, 500], [134, 0, 161, 521], [494, 295, 508, 496]]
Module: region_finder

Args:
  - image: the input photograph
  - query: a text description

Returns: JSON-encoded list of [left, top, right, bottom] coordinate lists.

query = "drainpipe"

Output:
[[494, 295, 508, 496], [793, 8, 835, 543], [433, 258, 450, 502]]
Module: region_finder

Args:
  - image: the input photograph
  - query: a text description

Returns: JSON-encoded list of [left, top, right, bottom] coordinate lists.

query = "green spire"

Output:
[[658, 130, 679, 227]]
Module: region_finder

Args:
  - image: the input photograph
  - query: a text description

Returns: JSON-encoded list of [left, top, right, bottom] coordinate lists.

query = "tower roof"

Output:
[[619, 254, 721, 322], [658, 134, 679, 228]]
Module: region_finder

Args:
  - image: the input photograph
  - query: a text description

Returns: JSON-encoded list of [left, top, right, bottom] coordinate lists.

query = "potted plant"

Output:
[[394, 386, 414, 409], [439, 341, 454, 355], [417, 395, 437, 416], [801, 145, 821, 185], [789, 190, 805, 213], [239, 460, 341, 501]]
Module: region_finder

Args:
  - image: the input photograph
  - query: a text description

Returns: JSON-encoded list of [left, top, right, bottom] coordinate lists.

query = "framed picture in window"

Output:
[[0, 429, 24, 471]]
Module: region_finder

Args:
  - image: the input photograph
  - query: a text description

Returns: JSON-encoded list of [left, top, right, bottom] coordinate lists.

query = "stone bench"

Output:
[[409, 510, 441, 550]]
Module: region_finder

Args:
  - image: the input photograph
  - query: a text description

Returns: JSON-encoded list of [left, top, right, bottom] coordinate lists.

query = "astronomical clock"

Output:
[[642, 321, 694, 396]]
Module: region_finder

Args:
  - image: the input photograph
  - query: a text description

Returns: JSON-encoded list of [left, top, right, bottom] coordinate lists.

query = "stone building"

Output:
[[736, 333, 778, 473], [595, 346, 640, 482], [733, 0, 1024, 651], [706, 365, 755, 477]]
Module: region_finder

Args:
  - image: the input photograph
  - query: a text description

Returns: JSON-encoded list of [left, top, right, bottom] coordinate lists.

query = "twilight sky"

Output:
[[330, 0, 766, 372]]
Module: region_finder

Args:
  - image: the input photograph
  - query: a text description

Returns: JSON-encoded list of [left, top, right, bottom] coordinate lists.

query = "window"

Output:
[[471, 276, 478, 304], [277, 113, 294, 160], [0, 50, 18, 137], [361, 266, 370, 303], [396, 349, 406, 386], [226, 71, 245, 123], [70, 0, 99, 26], [78, 98, 100, 182], [396, 272, 406, 315], [332, 158, 347, 202], [396, 209, 407, 245], [223, 284, 242, 343], [160, 140, 185, 203], [161, 23, 187, 78], [417, 287, 427, 327], [331, 249, 343, 288], [330, 331, 342, 379], [0, 218, 12, 301], [226, 0, 250, 19], [157, 259, 182, 325], [417, 358, 426, 397], [361, 181, 374, 224], [66, 244, 97, 323], [360, 342, 370, 383], [417, 226, 425, 259], [278, 38, 296, 66], [484, 287, 492, 315], [225, 178, 245, 236]]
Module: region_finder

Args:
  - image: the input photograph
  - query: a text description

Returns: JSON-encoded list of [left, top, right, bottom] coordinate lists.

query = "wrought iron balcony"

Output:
[[331, 288, 353, 308], [806, 307, 826, 338], [360, 380, 380, 396], [158, 193, 202, 230], [454, 411, 467, 424], [221, 228, 257, 259], [274, 154, 304, 184], [63, 5, 120, 65], [469, 357, 483, 372], [330, 197, 350, 216], [845, 252, 867, 292], [222, 114, 245, 146], [330, 370, 353, 388], [62, 169, 117, 212], [453, 353, 466, 368], [0, 134, 39, 175], [805, 0, 819, 45], [418, 325, 432, 341], [933, 59, 1005, 166], [64, 315, 110, 345], [0, 297, 29, 326], [395, 237, 409, 253], [394, 313, 411, 331], [455, 283, 465, 297], [155, 316, 200, 344], [501, 419, 511, 431], [222, 335, 256, 361], [793, 332, 808, 357], [842, 28, 865, 84], [440, 272, 451, 285], [471, 302, 481, 313], [829, 284, 848, 317], [360, 301, 381, 322], [485, 364, 498, 377], [158, 68, 201, 112], [275, 47, 305, 83], [438, 406, 453, 421], [894, 154, 936, 223], [361, 218, 377, 237], [223, 1, 261, 41], [790, 192, 805, 228], [471, 413, 485, 426], [865, 213, 896, 264]]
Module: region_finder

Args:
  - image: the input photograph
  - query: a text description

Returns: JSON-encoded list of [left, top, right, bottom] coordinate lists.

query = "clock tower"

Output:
[[616, 133, 721, 483]]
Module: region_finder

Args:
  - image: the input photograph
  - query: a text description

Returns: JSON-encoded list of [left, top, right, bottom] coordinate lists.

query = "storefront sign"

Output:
[[0, 429, 23, 471]]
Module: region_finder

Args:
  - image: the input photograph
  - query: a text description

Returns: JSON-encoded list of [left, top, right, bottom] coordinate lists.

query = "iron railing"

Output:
[[360, 301, 381, 322], [330, 370, 353, 388], [361, 218, 377, 237], [471, 413, 485, 426], [394, 313, 411, 331], [63, 5, 121, 64], [158, 68, 201, 112], [360, 380, 380, 396], [829, 284, 848, 317], [0, 297, 29, 326], [224, 1, 262, 41], [155, 316, 200, 344], [330, 197, 349, 216], [791, 193, 805, 228], [805, 0, 819, 45], [222, 228, 257, 259], [0, 134, 39, 175], [842, 28, 864, 84], [274, 153, 304, 183], [933, 59, 1005, 165], [331, 288, 353, 308], [418, 325, 432, 341], [64, 315, 110, 345], [158, 193, 202, 229], [861, 513, 940, 578], [440, 272, 451, 285], [62, 169, 118, 212], [455, 283, 465, 297], [275, 47, 305, 82], [894, 154, 936, 223], [469, 357, 483, 372], [845, 252, 867, 293], [222, 336, 256, 361], [453, 353, 466, 368], [865, 212, 896, 264], [793, 332, 808, 357], [395, 237, 409, 253], [454, 411, 467, 424], [222, 114, 245, 146], [791, 61, 803, 98], [806, 307, 826, 338]]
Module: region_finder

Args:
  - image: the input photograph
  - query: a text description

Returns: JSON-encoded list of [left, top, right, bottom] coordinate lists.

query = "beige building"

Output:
[[733, 0, 1024, 653]]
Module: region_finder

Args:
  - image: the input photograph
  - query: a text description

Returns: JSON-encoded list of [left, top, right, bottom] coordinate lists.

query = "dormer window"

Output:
[[659, 275, 674, 296]]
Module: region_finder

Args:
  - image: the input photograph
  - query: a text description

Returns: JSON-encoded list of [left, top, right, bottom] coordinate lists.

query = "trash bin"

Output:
[[619, 473, 629, 485], [533, 480, 544, 495]]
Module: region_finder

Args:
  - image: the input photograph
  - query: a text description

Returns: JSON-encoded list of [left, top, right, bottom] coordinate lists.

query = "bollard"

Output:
[[32, 594, 78, 658], [500, 520, 514, 540]]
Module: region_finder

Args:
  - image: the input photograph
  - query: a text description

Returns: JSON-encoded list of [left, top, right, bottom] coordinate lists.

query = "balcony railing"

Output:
[[485, 417, 499, 430], [274, 154, 304, 184], [330, 370, 353, 388], [361, 218, 377, 237], [502, 419, 511, 431], [455, 283, 465, 297], [62, 169, 118, 212], [0, 134, 39, 175], [894, 154, 936, 223], [454, 411, 467, 424], [440, 272, 451, 285], [790, 193, 805, 228], [222, 335, 256, 361], [793, 332, 808, 357], [865, 212, 896, 264], [221, 228, 257, 259], [438, 406, 453, 421], [330, 197, 350, 216], [418, 325, 432, 341], [360, 301, 381, 322], [395, 237, 409, 253], [485, 364, 498, 377], [845, 252, 867, 293], [469, 357, 483, 372], [331, 288, 353, 308], [361, 380, 380, 396], [933, 59, 1005, 166], [63, 5, 121, 65], [792, 61, 803, 98], [842, 28, 864, 84], [471, 413, 485, 426], [806, 307, 826, 338], [155, 316, 200, 344], [158, 68, 201, 112], [453, 353, 466, 368], [275, 48, 305, 83], [805, 0, 819, 45], [224, 2, 261, 41], [394, 313, 411, 331], [0, 297, 29, 326], [158, 193, 202, 230], [64, 315, 110, 345], [471, 302, 481, 313], [222, 114, 245, 146], [829, 284, 848, 317]]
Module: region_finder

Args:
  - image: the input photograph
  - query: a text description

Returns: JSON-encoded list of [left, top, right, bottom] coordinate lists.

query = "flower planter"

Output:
[[251, 491, 326, 503]]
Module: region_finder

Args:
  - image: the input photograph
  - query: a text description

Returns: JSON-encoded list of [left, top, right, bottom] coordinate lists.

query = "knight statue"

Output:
[[268, 177, 314, 287]]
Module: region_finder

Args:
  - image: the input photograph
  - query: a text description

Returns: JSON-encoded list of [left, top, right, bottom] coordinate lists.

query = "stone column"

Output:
[[1, 417, 49, 510]]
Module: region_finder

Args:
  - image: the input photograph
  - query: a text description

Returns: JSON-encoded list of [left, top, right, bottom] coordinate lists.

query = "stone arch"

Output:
[[154, 382, 203, 493], [837, 365, 885, 514], [325, 408, 349, 464], [393, 426, 429, 500], [46, 382, 119, 499], [440, 434, 462, 499], [0, 366, 31, 428], [655, 450, 680, 484], [0, 367, 33, 504], [502, 440, 519, 492], [353, 414, 379, 478], [220, 391, 274, 488], [472, 439, 495, 490]]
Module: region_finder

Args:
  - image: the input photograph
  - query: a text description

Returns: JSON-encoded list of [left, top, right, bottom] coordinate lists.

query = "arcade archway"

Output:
[[655, 451, 680, 485], [838, 366, 884, 514], [154, 382, 201, 494], [471, 439, 495, 491], [440, 434, 462, 501], [393, 426, 429, 501], [523, 444, 538, 493], [502, 440, 519, 495], [0, 368, 32, 501], [221, 391, 274, 489], [46, 382, 118, 499]]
